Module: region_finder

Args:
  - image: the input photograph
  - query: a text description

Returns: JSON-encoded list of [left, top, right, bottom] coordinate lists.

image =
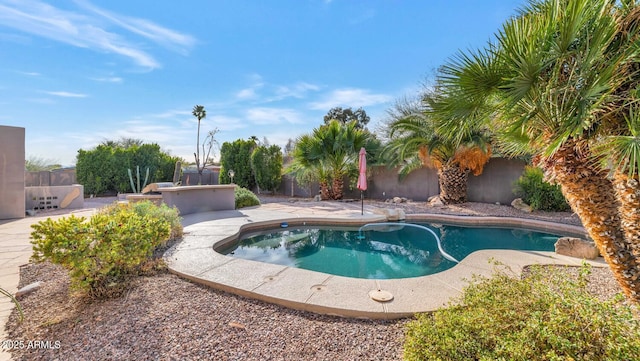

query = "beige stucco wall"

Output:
[[0, 125, 25, 219]]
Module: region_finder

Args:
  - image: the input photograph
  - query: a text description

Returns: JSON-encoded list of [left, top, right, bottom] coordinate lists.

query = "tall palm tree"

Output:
[[288, 120, 377, 200], [192, 105, 206, 184], [436, 0, 640, 301], [381, 96, 492, 204]]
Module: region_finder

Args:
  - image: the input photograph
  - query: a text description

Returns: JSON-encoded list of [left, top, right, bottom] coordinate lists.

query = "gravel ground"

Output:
[[4, 196, 622, 360]]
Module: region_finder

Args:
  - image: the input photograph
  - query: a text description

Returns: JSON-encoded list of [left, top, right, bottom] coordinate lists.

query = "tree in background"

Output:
[[381, 94, 492, 204], [289, 120, 380, 200], [219, 138, 257, 189], [323, 107, 370, 129], [101, 137, 144, 149], [192, 105, 220, 184], [25, 156, 62, 171], [250, 144, 283, 194], [76, 142, 181, 195]]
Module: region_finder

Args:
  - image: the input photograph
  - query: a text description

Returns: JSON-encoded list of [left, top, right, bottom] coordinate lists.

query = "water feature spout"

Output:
[[358, 222, 460, 263]]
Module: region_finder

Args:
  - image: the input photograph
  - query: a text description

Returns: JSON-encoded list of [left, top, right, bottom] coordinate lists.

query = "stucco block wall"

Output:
[[25, 169, 77, 186], [344, 166, 439, 201], [25, 185, 84, 211], [0, 125, 25, 219], [159, 185, 235, 215], [467, 157, 527, 204]]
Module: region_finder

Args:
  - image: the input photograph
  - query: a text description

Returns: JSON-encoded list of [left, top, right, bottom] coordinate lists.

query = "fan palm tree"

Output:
[[288, 133, 333, 200], [288, 120, 376, 200], [381, 96, 492, 204], [436, 0, 640, 301]]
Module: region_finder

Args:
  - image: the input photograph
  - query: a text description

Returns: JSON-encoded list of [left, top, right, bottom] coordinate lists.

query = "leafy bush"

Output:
[[235, 187, 260, 209], [251, 144, 283, 193], [30, 201, 181, 298], [219, 138, 257, 188], [101, 201, 183, 241], [514, 166, 570, 211], [76, 143, 181, 195], [404, 264, 640, 361]]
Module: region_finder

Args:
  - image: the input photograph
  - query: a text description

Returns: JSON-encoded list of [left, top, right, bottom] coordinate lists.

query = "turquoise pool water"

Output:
[[220, 223, 561, 279]]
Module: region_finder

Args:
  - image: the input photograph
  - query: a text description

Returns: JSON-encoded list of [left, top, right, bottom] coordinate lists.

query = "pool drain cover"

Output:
[[369, 290, 394, 302]]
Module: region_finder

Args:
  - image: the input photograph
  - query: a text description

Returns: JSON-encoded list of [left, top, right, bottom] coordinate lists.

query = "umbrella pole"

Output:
[[360, 190, 364, 215]]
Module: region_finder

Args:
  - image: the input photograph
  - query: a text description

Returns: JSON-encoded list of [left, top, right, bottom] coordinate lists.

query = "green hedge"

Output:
[[251, 144, 283, 193], [219, 138, 256, 189], [76, 143, 181, 195]]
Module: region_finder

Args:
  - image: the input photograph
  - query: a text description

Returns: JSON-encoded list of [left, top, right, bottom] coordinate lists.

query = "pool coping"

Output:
[[165, 208, 606, 319]]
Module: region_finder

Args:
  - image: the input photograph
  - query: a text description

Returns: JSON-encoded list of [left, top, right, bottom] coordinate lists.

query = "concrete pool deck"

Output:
[[166, 203, 608, 320]]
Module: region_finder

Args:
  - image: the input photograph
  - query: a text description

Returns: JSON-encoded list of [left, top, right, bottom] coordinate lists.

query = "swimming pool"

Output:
[[219, 222, 562, 279]]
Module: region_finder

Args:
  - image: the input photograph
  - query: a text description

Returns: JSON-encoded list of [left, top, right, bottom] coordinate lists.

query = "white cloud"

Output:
[[236, 88, 258, 100], [235, 73, 265, 100], [206, 115, 247, 131], [18, 71, 40, 76], [271, 82, 321, 101], [309, 88, 393, 110], [44, 91, 88, 98], [91, 76, 123, 83], [0, 0, 195, 70], [74, 0, 196, 53], [110, 120, 191, 143], [246, 107, 304, 125]]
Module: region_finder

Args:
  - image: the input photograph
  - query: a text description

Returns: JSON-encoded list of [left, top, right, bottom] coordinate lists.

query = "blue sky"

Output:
[[0, 0, 525, 166]]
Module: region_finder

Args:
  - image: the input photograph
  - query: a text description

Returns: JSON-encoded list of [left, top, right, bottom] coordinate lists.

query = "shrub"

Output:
[[219, 138, 257, 189], [30, 201, 180, 298], [235, 187, 260, 209], [76, 142, 181, 195], [251, 144, 283, 193], [100, 201, 183, 241], [404, 263, 640, 361], [514, 166, 570, 211]]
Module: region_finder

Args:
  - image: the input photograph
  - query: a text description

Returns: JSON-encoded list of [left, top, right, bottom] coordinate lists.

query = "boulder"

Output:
[[555, 237, 600, 260], [511, 198, 532, 212], [383, 208, 406, 221], [429, 196, 444, 206]]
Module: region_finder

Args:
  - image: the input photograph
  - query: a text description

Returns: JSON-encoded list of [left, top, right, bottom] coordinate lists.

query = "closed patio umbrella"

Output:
[[357, 147, 367, 215]]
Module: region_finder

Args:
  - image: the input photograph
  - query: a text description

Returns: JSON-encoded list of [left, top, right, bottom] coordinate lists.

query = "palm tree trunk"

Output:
[[438, 163, 469, 204], [612, 171, 640, 299], [537, 141, 640, 302], [332, 175, 344, 200], [319, 181, 331, 200]]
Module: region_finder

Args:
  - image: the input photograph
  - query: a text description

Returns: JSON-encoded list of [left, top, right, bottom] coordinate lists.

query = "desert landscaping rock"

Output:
[[511, 197, 533, 212], [555, 237, 600, 259], [14, 281, 42, 298]]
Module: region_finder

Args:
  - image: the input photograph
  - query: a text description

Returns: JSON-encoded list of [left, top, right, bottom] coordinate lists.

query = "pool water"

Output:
[[220, 223, 561, 279]]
